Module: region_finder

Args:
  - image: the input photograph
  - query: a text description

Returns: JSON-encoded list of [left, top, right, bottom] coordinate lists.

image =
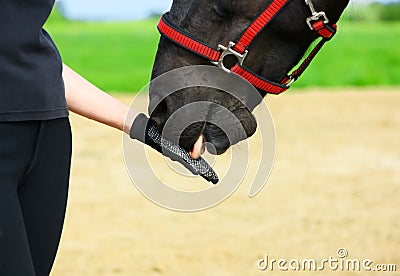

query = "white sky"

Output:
[[57, 0, 395, 21]]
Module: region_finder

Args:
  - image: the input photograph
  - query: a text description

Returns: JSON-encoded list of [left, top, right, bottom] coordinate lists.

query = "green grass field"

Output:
[[45, 10, 400, 92]]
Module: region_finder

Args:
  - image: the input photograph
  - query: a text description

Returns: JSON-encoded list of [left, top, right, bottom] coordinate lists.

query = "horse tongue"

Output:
[[189, 135, 205, 159]]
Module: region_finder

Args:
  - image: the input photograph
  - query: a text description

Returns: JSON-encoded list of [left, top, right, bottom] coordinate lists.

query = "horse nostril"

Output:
[[203, 123, 230, 155], [205, 142, 218, 155]]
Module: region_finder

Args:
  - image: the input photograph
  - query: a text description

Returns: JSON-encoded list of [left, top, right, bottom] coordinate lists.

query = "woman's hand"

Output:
[[130, 114, 219, 184]]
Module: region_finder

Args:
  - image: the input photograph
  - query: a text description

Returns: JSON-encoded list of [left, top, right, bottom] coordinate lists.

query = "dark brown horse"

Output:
[[149, 0, 350, 155]]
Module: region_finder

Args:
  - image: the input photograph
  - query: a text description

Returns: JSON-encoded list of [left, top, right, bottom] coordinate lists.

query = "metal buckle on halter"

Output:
[[286, 76, 296, 88], [211, 41, 249, 73], [305, 0, 329, 30]]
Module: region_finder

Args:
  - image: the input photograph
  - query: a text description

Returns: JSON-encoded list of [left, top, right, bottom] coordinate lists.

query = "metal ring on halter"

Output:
[[211, 41, 249, 73]]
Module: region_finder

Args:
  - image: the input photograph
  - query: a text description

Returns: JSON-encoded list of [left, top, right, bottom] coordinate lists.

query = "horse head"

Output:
[[149, 0, 350, 155]]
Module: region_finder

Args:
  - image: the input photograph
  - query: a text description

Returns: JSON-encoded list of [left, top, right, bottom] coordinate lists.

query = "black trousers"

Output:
[[0, 118, 72, 276]]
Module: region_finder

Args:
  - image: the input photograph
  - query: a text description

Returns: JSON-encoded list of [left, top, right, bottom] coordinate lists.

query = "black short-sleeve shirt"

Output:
[[0, 0, 68, 121]]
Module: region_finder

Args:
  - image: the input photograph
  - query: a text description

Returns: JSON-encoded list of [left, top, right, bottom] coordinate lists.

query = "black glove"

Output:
[[130, 113, 219, 184]]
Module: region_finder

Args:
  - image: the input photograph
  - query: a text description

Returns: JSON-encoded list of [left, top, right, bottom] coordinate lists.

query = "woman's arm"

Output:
[[62, 64, 218, 182], [63, 64, 136, 134]]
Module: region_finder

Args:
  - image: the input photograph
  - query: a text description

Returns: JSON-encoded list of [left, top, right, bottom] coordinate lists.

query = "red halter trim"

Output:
[[286, 22, 336, 83], [157, 0, 337, 95], [157, 16, 222, 62], [233, 0, 289, 54], [231, 64, 288, 94]]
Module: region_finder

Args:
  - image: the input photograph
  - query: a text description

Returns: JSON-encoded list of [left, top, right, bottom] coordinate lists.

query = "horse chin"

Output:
[[178, 122, 232, 155], [152, 107, 257, 156], [204, 108, 258, 155]]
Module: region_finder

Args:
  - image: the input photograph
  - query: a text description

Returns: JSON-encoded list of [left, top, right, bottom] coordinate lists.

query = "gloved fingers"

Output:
[[160, 141, 219, 184], [131, 113, 219, 184]]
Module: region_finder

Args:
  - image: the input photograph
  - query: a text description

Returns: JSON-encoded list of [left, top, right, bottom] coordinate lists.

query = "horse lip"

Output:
[[190, 134, 205, 159]]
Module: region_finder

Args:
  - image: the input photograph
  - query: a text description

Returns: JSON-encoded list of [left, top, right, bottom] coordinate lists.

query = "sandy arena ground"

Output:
[[51, 88, 399, 276]]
